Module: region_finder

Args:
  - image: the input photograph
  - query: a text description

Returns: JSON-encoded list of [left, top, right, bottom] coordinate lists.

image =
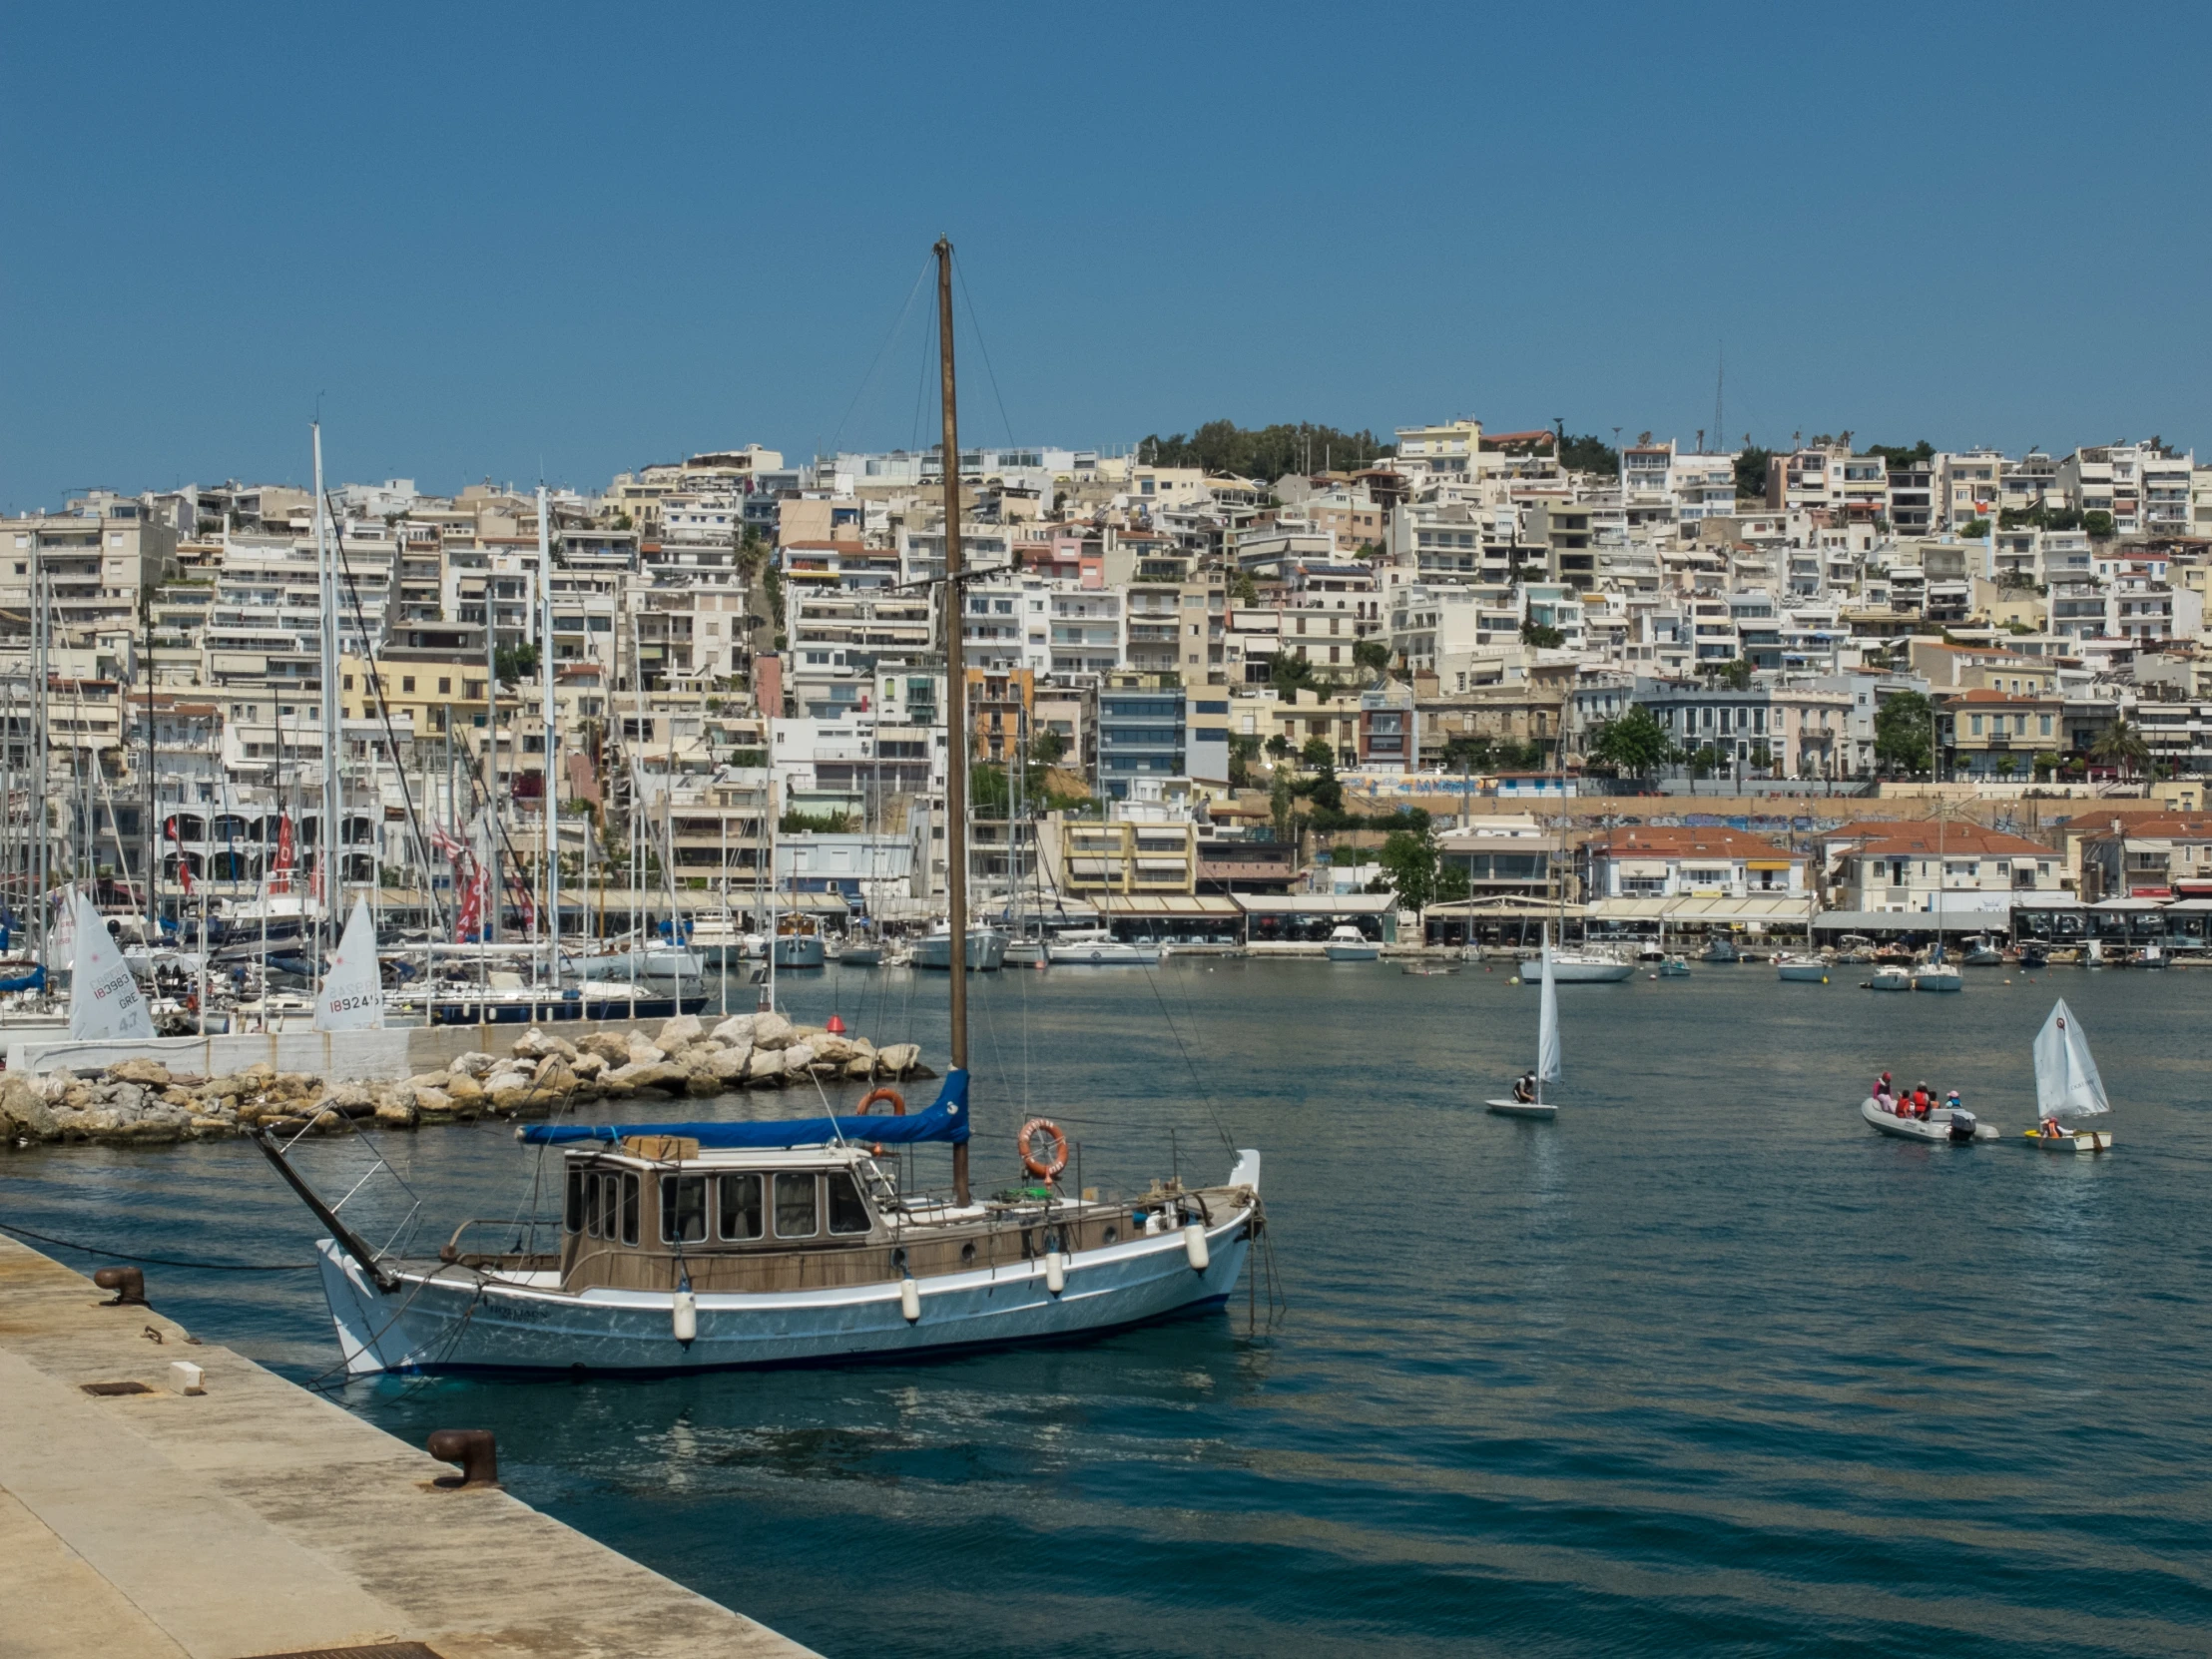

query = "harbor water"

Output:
[[4, 961, 2209, 1656]]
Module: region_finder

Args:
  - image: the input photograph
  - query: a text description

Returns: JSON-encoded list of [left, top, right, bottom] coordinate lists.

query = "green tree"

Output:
[[1435, 863, 1470, 903], [2090, 718, 2150, 779], [493, 641, 539, 686], [1873, 689, 1934, 776], [1375, 818, 1441, 911], [1520, 621, 1566, 649], [1586, 704, 1675, 780], [1300, 736, 1334, 769], [1230, 568, 1259, 605], [1308, 753, 1345, 815], [1137, 419, 1395, 479], [780, 808, 853, 833], [1734, 445, 1774, 502], [1699, 657, 1754, 691], [1352, 638, 1392, 684], [1553, 431, 1619, 476], [1994, 754, 2018, 781], [1688, 744, 1721, 784], [1441, 732, 1493, 774], [1031, 728, 1067, 767], [1227, 733, 1262, 789], [1867, 440, 1936, 470], [1264, 733, 1290, 762], [1269, 767, 1296, 841], [2031, 751, 2060, 780], [1270, 653, 1323, 698], [1957, 518, 1991, 539], [2083, 509, 2115, 539]]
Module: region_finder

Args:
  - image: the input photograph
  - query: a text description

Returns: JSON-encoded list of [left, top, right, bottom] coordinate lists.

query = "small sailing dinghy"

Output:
[[1486, 939, 1560, 1120], [69, 890, 154, 1042], [313, 897, 385, 1030], [2025, 998, 2114, 1153]]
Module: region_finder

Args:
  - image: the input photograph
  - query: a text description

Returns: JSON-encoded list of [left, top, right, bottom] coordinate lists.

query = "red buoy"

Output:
[[826, 1012, 847, 1034]]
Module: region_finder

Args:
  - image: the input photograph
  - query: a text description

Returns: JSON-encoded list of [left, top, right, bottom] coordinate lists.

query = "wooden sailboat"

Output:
[[258, 241, 1265, 1375], [1486, 933, 1560, 1119]]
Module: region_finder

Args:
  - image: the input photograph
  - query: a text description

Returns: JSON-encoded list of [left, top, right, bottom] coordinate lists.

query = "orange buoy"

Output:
[[1017, 1116, 1069, 1180], [854, 1086, 906, 1116]]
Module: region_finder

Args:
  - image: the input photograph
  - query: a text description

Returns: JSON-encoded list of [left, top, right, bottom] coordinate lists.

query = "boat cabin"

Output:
[[551, 1136, 1139, 1294]]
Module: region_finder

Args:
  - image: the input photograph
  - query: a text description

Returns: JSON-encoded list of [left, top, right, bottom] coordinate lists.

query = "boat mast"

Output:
[[539, 485, 558, 994], [314, 422, 337, 1008], [936, 236, 970, 1207]]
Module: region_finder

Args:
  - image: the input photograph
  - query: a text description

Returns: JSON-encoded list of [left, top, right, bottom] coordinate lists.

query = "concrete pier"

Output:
[[0, 1234, 814, 1659]]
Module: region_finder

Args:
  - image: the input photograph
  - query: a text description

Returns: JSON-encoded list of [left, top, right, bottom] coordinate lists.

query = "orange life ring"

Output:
[[855, 1086, 906, 1116], [1018, 1116, 1068, 1180]]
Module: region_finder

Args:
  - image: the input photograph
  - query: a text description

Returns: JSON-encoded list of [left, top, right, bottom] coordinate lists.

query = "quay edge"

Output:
[[0, 1232, 817, 1659]]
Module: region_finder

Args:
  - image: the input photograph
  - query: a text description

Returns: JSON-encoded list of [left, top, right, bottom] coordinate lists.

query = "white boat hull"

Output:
[[1544, 960, 1634, 982], [1776, 962, 1828, 982], [1323, 943, 1381, 961], [914, 930, 1008, 971], [1860, 1098, 1995, 1142], [2024, 1126, 2113, 1154], [1913, 969, 1963, 992], [1046, 942, 1162, 965], [315, 1202, 1257, 1376], [1483, 1099, 1557, 1119]]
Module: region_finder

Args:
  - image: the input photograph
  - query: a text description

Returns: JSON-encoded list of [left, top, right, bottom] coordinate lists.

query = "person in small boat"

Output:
[[1912, 1083, 1933, 1119], [2039, 1115, 2064, 1138], [1874, 1071, 1895, 1108], [1944, 1089, 1962, 1115], [1511, 1072, 1537, 1103]]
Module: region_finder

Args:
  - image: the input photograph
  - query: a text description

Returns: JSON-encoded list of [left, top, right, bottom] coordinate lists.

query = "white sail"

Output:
[[1536, 942, 1561, 1084], [2032, 998, 2108, 1119], [68, 891, 152, 1041], [314, 897, 385, 1030]]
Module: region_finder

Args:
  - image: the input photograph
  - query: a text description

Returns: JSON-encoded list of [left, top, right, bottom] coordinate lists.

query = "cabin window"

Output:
[[826, 1172, 870, 1235], [774, 1172, 819, 1239], [571, 1169, 636, 1244], [718, 1173, 764, 1241], [660, 1175, 709, 1244]]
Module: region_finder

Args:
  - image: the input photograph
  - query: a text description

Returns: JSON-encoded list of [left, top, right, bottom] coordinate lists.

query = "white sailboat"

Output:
[[2026, 998, 2113, 1153], [68, 890, 153, 1041], [1487, 937, 1560, 1119], [313, 896, 385, 1030]]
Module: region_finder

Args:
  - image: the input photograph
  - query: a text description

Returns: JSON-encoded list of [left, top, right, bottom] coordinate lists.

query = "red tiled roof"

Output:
[[1588, 827, 1802, 858]]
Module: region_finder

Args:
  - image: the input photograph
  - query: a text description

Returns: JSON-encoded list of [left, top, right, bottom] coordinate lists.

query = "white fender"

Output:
[[1044, 1252, 1065, 1295], [1183, 1224, 1210, 1273], [672, 1289, 697, 1344], [899, 1278, 921, 1323]]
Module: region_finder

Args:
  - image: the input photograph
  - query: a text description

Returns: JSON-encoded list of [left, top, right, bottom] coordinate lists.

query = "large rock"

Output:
[[447, 1051, 499, 1080], [607, 1059, 686, 1095], [411, 1086, 455, 1118], [707, 1042, 753, 1083], [578, 1031, 633, 1065], [751, 1011, 795, 1051], [404, 1071, 452, 1093], [876, 1042, 921, 1077], [442, 1072, 486, 1107], [487, 1080, 540, 1114], [657, 1013, 705, 1052], [744, 1048, 788, 1085], [779, 1042, 818, 1077], [373, 1098, 420, 1128], [711, 1014, 757, 1047], [107, 1058, 172, 1087], [512, 1029, 578, 1062], [624, 1038, 668, 1067], [810, 1035, 857, 1067], [569, 1052, 607, 1081], [0, 1075, 59, 1142]]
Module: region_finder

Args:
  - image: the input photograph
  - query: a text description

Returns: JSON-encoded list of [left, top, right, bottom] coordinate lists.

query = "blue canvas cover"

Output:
[[519, 1068, 970, 1148]]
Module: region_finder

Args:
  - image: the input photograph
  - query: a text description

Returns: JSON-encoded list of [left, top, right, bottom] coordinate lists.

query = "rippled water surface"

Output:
[[6, 961, 2211, 1656]]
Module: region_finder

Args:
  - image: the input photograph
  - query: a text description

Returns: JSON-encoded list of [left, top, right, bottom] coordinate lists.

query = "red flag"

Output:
[[165, 817, 194, 895], [271, 816, 295, 895]]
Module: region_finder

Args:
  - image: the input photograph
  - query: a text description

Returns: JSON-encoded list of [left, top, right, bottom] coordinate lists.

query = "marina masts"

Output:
[[539, 485, 558, 984], [935, 235, 969, 1207], [314, 422, 339, 1000]]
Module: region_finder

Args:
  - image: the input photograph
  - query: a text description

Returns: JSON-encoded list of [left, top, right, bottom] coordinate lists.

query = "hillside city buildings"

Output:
[[8, 419, 2212, 947]]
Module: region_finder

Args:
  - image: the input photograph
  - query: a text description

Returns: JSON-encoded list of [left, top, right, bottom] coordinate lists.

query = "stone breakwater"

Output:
[[0, 1012, 928, 1148]]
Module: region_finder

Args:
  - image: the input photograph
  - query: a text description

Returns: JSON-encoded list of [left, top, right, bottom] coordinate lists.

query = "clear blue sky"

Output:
[[4, 2, 2207, 510]]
